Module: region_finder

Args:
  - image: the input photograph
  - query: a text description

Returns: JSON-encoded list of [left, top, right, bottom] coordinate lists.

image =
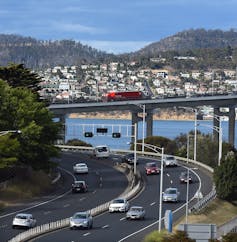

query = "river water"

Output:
[[65, 118, 236, 149]]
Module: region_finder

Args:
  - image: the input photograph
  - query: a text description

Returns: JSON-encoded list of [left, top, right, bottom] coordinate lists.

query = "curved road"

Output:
[[1, 151, 128, 242], [32, 155, 213, 242]]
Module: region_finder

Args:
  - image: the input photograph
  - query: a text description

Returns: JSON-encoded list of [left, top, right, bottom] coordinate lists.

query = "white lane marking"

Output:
[[170, 180, 173, 184], [83, 232, 91, 236], [150, 202, 156, 206], [120, 217, 126, 221], [118, 165, 203, 242], [79, 197, 86, 201], [166, 173, 170, 177], [92, 190, 96, 194], [63, 204, 70, 208], [0, 166, 73, 219], [102, 224, 109, 229]]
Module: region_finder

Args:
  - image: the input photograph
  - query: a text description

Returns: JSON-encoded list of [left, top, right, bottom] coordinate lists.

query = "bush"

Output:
[[66, 139, 92, 147], [214, 151, 237, 201]]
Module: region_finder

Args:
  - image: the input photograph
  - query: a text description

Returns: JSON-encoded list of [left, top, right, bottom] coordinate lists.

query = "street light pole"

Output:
[[136, 142, 164, 231], [158, 147, 164, 232], [142, 104, 145, 154], [186, 168, 190, 224], [194, 109, 197, 161], [0, 130, 21, 137], [197, 122, 222, 166]]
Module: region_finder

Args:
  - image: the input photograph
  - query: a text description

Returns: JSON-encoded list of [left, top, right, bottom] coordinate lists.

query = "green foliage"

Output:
[[0, 63, 41, 92], [66, 139, 93, 147], [137, 136, 178, 155], [222, 232, 237, 242], [0, 135, 20, 168], [143, 230, 194, 242], [214, 151, 237, 201], [142, 230, 167, 242], [0, 79, 61, 171]]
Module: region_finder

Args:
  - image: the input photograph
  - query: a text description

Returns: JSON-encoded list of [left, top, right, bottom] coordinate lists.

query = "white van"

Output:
[[94, 145, 110, 158]]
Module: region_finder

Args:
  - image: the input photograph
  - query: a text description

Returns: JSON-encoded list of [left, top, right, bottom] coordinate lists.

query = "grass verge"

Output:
[[175, 198, 237, 228]]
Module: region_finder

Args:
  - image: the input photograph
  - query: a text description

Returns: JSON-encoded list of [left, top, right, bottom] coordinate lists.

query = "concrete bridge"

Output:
[[49, 95, 237, 146]]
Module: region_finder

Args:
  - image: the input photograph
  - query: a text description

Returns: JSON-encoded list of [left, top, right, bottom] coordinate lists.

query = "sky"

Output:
[[1, 0, 237, 54]]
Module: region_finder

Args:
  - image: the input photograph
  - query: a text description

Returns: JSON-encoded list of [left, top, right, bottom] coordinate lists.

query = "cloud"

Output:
[[53, 22, 106, 35], [80, 40, 152, 54]]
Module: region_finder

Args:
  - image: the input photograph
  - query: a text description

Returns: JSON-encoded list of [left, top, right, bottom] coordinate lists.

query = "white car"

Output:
[[73, 163, 88, 174], [109, 198, 129, 213], [162, 187, 180, 202], [12, 213, 36, 229], [163, 155, 178, 167]]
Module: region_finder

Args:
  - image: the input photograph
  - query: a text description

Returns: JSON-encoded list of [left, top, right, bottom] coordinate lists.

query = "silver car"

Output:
[[12, 213, 36, 229], [162, 187, 180, 202], [126, 206, 145, 220], [73, 163, 88, 174], [69, 211, 93, 229]]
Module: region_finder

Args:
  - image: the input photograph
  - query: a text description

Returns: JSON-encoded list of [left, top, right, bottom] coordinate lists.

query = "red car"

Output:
[[145, 162, 160, 175]]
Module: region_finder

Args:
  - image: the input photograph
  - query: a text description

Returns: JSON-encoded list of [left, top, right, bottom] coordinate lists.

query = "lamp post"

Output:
[[197, 122, 222, 166], [186, 136, 198, 224], [136, 142, 164, 231], [141, 104, 145, 154], [179, 106, 197, 161], [0, 130, 21, 137]]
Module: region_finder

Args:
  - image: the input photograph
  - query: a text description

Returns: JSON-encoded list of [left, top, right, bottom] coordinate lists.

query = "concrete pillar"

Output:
[[213, 107, 220, 142], [58, 114, 66, 144], [228, 106, 235, 146], [146, 110, 153, 137], [131, 111, 139, 142]]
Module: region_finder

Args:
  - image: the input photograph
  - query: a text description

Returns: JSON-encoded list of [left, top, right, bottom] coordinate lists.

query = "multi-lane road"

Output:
[[1, 151, 213, 242]]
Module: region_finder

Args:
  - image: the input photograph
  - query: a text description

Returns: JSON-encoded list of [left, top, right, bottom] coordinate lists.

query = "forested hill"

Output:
[[1, 29, 237, 69], [0, 34, 115, 69], [135, 29, 237, 55]]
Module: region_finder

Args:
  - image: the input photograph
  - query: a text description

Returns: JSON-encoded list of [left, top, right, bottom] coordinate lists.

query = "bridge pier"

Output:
[[228, 106, 235, 146], [213, 106, 236, 147], [58, 114, 66, 144], [146, 110, 153, 137]]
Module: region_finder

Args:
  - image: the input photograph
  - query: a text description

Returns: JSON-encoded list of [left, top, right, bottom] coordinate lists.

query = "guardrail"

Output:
[[8, 145, 216, 242], [8, 148, 142, 242]]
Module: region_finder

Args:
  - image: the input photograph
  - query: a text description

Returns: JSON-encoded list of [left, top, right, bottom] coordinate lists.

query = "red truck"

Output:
[[104, 91, 146, 102]]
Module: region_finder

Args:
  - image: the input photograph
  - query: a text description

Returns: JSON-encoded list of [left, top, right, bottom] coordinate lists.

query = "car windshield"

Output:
[[166, 156, 174, 160], [166, 189, 177, 194], [146, 163, 156, 167], [74, 213, 87, 219], [16, 215, 29, 219], [113, 199, 125, 203], [97, 147, 108, 152], [130, 207, 142, 212]]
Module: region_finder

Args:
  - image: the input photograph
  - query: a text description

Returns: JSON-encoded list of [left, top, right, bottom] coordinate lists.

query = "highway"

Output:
[[25, 152, 213, 242], [1, 152, 128, 242]]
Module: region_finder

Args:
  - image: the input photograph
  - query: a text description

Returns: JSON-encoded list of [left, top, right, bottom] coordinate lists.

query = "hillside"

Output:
[[0, 34, 115, 69], [136, 28, 237, 55], [1, 29, 237, 69]]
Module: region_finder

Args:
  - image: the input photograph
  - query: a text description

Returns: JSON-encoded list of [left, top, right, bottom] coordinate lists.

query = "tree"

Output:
[[214, 151, 237, 201], [0, 63, 41, 92], [0, 80, 61, 171]]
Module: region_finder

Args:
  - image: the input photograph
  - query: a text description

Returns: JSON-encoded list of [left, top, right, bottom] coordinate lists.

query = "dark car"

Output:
[[179, 171, 192, 183], [122, 153, 139, 165], [145, 162, 160, 175], [72, 181, 88, 193]]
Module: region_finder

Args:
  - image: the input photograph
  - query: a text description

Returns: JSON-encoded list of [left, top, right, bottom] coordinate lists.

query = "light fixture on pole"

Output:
[[0, 130, 21, 137], [179, 106, 198, 161], [197, 122, 222, 166], [136, 142, 164, 231]]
